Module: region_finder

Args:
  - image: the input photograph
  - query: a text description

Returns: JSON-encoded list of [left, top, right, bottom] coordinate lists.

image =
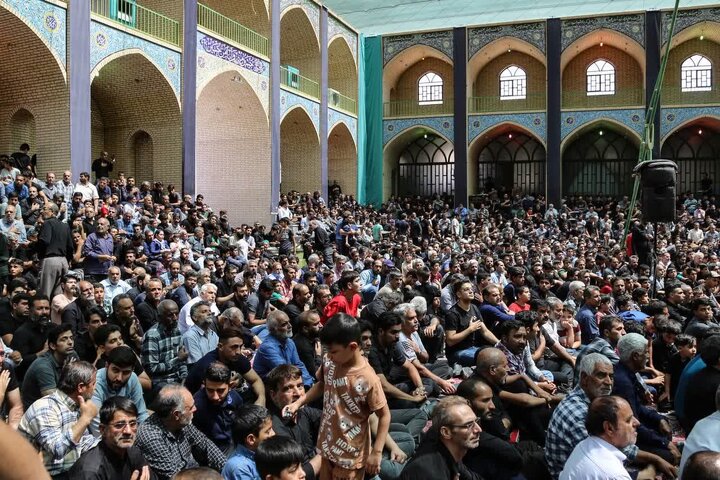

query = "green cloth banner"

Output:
[[357, 34, 383, 207]]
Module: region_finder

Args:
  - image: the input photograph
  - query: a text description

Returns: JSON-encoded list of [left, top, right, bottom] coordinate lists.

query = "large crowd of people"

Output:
[[0, 146, 719, 480]]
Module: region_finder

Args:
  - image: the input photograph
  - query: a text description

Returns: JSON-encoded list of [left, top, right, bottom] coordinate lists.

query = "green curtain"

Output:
[[358, 34, 383, 206]]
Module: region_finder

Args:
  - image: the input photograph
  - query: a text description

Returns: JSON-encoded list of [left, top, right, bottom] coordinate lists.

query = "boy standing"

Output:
[[285, 313, 389, 480]]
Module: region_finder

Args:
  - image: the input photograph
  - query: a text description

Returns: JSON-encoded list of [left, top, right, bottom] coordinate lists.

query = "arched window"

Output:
[[681, 54, 712, 92], [500, 66, 527, 100], [418, 72, 443, 105], [586, 60, 615, 96]]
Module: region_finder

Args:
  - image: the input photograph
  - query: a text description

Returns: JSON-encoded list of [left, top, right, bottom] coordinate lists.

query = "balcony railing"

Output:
[[468, 93, 546, 114], [90, 0, 180, 47], [197, 3, 269, 58], [383, 99, 454, 117], [281, 66, 320, 100], [562, 88, 644, 109], [329, 89, 357, 114], [660, 86, 720, 106]]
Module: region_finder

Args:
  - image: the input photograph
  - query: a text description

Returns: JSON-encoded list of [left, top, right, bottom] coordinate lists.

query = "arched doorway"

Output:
[[0, 6, 68, 175], [197, 70, 271, 225], [474, 130, 546, 195], [562, 124, 640, 196], [395, 133, 455, 197], [280, 107, 320, 193], [129, 130, 153, 180], [328, 123, 357, 197], [280, 7, 320, 99], [328, 37, 357, 112], [661, 121, 720, 195], [91, 52, 181, 185]]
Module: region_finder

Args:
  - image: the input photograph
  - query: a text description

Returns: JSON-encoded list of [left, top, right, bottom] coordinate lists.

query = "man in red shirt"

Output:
[[323, 271, 362, 322]]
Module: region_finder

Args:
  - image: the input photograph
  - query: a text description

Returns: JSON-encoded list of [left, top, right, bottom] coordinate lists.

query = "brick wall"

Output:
[[281, 8, 321, 84], [391, 57, 454, 102], [142, 0, 184, 33], [196, 71, 272, 225], [201, 0, 270, 39], [328, 123, 357, 196], [474, 51, 546, 96], [663, 38, 720, 105], [281, 107, 320, 193], [0, 12, 69, 177], [329, 38, 357, 99]]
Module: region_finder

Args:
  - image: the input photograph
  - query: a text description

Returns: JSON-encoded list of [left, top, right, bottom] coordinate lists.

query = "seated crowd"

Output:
[[0, 154, 720, 480]]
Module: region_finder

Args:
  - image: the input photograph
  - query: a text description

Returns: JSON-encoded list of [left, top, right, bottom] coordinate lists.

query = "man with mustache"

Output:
[[70, 396, 154, 480], [11, 295, 54, 380], [62, 280, 97, 335], [182, 301, 219, 368]]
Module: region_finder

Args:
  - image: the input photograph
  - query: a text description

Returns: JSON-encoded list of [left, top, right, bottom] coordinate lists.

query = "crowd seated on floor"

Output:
[[1, 151, 720, 480]]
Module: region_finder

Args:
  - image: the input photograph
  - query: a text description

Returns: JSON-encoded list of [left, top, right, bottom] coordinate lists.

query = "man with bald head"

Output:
[[142, 299, 188, 394], [38, 201, 73, 298]]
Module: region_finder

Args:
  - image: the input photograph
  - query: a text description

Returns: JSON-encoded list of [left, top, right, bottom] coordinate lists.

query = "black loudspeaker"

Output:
[[633, 159, 678, 223]]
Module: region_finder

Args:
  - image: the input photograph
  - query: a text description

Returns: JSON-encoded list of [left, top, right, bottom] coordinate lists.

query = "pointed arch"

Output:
[[281, 105, 319, 138], [467, 36, 545, 87], [9, 108, 36, 155], [328, 122, 358, 197], [196, 67, 269, 119], [383, 44, 453, 101], [661, 116, 720, 194], [664, 21, 720, 51], [280, 6, 320, 95], [280, 106, 321, 194], [329, 35, 358, 111], [561, 28, 646, 78]]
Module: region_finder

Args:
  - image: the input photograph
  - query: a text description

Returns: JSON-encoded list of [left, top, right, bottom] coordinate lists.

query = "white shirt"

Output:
[[679, 411, 720, 478], [178, 296, 220, 335], [74, 182, 99, 202], [560, 436, 631, 480]]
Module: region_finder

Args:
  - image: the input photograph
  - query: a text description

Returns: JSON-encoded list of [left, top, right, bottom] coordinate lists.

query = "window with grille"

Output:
[[586, 60, 615, 96], [681, 54, 712, 92], [418, 72, 443, 105], [499, 66, 527, 100]]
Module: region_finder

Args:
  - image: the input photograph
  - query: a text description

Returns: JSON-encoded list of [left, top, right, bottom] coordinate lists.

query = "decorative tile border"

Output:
[[468, 23, 545, 59], [329, 107, 357, 144], [383, 117, 454, 145], [468, 113, 546, 145], [1, 0, 67, 74], [383, 30, 453, 66], [660, 106, 720, 140], [329, 15, 357, 64], [90, 21, 182, 100], [561, 108, 645, 141], [280, 90, 320, 134], [562, 14, 644, 51], [196, 32, 270, 116], [662, 7, 720, 42], [280, 0, 319, 41]]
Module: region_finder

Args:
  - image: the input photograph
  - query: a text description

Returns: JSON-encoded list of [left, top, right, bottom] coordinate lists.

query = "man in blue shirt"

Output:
[[479, 284, 514, 331], [577, 286, 601, 345], [223, 404, 275, 480], [193, 362, 244, 455], [252, 311, 313, 388]]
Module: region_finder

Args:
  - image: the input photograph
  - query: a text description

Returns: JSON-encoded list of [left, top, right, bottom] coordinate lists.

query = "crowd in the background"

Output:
[[0, 146, 719, 480]]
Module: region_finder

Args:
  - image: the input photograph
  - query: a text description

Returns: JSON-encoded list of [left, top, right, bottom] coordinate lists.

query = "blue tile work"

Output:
[[660, 107, 720, 141], [468, 23, 545, 59], [196, 32, 270, 115], [281, 90, 320, 134], [383, 117, 454, 145], [562, 14, 644, 50], [3, 0, 67, 73], [91, 20, 182, 100], [561, 109, 645, 141], [383, 31, 453, 66], [468, 113, 546, 145], [329, 15, 357, 64], [662, 7, 720, 42], [279, 0, 319, 40], [328, 107, 357, 144]]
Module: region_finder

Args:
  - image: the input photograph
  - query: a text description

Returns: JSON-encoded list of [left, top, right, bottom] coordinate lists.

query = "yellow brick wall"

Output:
[[391, 57, 454, 102], [142, 0, 184, 32], [281, 107, 320, 194], [328, 123, 357, 196], [281, 8, 320, 83], [196, 71, 272, 225], [663, 38, 720, 105], [474, 51, 546, 96], [200, 0, 271, 39]]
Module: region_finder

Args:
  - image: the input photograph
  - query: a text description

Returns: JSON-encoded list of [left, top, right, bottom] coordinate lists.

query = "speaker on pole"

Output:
[[633, 159, 678, 223]]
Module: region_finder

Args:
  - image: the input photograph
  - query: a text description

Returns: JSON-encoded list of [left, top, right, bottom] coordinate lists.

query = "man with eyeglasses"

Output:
[[70, 396, 153, 480], [399, 396, 482, 480]]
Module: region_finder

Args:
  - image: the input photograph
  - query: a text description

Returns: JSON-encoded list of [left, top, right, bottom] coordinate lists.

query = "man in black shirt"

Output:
[[684, 335, 720, 432], [37, 202, 73, 299], [91, 151, 115, 181], [445, 280, 497, 367], [292, 310, 322, 379], [69, 396, 154, 480], [285, 283, 311, 333], [10, 294, 52, 380], [0, 292, 31, 346]]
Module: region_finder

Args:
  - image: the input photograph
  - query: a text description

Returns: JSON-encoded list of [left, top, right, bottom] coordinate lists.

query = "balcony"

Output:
[[197, 3, 269, 58], [329, 88, 357, 115], [281, 66, 320, 100], [562, 88, 644, 110], [90, 0, 180, 47], [468, 93, 546, 114], [660, 86, 720, 107], [383, 99, 454, 118]]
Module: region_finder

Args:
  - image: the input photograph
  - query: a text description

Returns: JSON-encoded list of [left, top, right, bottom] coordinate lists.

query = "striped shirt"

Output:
[[142, 322, 187, 386]]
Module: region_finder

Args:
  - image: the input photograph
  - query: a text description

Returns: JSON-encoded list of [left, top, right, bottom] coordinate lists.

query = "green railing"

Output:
[[90, 0, 180, 46], [562, 88, 644, 109], [329, 89, 357, 114], [383, 99, 454, 117], [468, 93, 546, 114], [280, 66, 320, 99], [660, 86, 720, 106], [198, 3, 269, 57]]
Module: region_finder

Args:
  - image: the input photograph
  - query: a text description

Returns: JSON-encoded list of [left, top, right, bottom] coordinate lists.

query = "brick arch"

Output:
[[467, 36, 546, 88], [561, 28, 646, 79], [661, 115, 720, 145], [328, 122, 357, 197], [91, 52, 181, 186], [329, 36, 357, 102], [196, 66, 269, 118], [196, 70, 271, 225], [662, 34, 720, 105], [664, 21, 720, 51], [8, 108, 36, 156], [280, 6, 320, 86], [280, 106, 320, 194], [383, 44, 453, 100], [126, 130, 154, 182], [561, 117, 642, 153]]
